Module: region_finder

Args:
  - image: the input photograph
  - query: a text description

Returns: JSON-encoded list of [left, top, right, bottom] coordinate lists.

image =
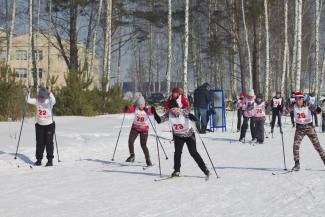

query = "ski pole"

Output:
[[14, 91, 28, 159], [49, 92, 61, 163], [279, 125, 287, 170], [195, 126, 220, 178], [154, 120, 162, 177], [112, 112, 126, 161], [146, 113, 169, 160]]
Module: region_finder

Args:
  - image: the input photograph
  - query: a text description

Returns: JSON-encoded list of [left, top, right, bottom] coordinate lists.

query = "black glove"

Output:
[[316, 106, 322, 114], [151, 106, 156, 113], [188, 113, 198, 122], [152, 107, 161, 123]]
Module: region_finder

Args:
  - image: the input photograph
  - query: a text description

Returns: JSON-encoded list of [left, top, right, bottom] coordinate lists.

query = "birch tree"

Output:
[[183, 0, 189, 97], [295, 0, 302, 91], [5, 0, 16, 83], [47, 0, 52, 84], [90, 0, 103, 79], [166, 0, 172, 96], [27, 0, 33, 86], [241, 0, 252, 90], [315, 0, 321, 95], [264, 0, 270, 99], [103, 0, 112, 91], [291, 0, 299, 91], [281, 0, 288, 95]]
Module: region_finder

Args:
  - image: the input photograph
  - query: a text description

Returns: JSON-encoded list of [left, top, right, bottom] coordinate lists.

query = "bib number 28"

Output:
[[173, 124, 184, 130]]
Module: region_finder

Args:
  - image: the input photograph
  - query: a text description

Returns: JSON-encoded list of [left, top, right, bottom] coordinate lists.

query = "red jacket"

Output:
[[164, 95, 189, 111]]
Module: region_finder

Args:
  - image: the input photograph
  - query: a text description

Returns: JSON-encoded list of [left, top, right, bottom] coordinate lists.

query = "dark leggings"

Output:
[[240, 117, 255, 140], [128, 128, 150, 160], [173, 134, 207, 173]]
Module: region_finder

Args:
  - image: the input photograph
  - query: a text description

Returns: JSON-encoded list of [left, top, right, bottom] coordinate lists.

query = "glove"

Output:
[[151, 106, 156, 113], [316, 107, 322, 114], [124, 105, 128, 112]]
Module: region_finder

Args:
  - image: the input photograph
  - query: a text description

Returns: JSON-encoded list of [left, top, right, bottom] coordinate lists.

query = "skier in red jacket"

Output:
[[165, 87, 189, 111]]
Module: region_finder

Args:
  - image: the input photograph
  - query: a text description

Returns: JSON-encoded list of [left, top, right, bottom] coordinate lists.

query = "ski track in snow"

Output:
[[0, 113, 325, 217]]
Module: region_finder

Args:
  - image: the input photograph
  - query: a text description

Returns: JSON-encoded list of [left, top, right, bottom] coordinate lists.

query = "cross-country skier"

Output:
[[287, 92, 296, 127], [306, 92, 318, 127], [124, 96, 153, 166], [26, 87, 56, 166], [253, 94, 267, 144], [152, 99, 210, 178], [321, 99, 325, 133], [286, 91, 325, 171], [270, 91, 284, 134], [235, 92, 246, 132], [165, 87, 189, 111], [239, 89, 256, 143]]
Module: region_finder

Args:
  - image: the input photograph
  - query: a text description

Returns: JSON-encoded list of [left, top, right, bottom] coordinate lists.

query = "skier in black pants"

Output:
[[152, 99, 210, 178], [270, 91, 284, 134], [26, 87, 56, 166], [287, 92, 296, 127], [253, 94, 267, 144], [235, 92, 246, 132]]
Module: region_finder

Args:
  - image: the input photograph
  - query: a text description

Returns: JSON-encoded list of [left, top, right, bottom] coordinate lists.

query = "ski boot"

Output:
[[45, 159, 53, 167], [239, 137, 245, 143], [125, 154, 135, 162], [171, 170, 180, 177], [204, 169, 211, 181], [34, 160, 42, 166], [146, 159, 153, 167], [292, 161, 300, 171], [251, 138, 257, 143], [271, 128, 274, 134]]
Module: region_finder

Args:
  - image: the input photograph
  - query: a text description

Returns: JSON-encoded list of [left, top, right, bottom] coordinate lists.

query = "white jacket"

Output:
[[26, 92, 56, 126]]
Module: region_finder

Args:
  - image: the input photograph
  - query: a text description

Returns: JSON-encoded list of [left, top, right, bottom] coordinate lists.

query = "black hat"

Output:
[[170, 99, 179, 109]]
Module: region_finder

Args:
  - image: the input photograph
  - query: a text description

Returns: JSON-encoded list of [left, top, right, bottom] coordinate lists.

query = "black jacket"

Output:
[[193, 86, 211, 109]]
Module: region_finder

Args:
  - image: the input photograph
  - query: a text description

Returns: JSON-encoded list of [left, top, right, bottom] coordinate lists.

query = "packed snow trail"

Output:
[[0, 113, 325, 217]]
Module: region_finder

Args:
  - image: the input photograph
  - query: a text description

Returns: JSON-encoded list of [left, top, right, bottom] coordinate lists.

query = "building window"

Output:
[[16, 50, 27, 60], [0, 50, 7, 60], [33, 50, 43, 61], [32, 68, 43, 78], [15, 68, 27, 78]]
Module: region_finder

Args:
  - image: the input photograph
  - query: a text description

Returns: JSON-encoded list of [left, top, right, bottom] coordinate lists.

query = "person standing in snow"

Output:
[[152, 99, 210, 178], [124, 96, 153, 166], [236, 92, 246, 132], [321, 99, 325, 133], [165, 87, 189, 111], [270, 91, 284, 134], [239, 89, 256, 143], [286, 91, 325, 171], [306, 92, 319, 127], [286, 92, 296, 128], [193, 83, 212, 134], [253, 94, 267, 144], [26, 87, 56, 166]]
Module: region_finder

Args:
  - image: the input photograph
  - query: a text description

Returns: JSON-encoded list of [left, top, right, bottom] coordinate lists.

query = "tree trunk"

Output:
[[183, 0, 189, 97], [27, 0, 33, 86], [47, 0, 52, 85], [5, 0, 16, 83], [84, 1, 95, 78], [166, 0, 172, 95], [103, 0, 112, 91], [281, 0, 288, 95], [264, 0, 271, 99], [90, 0, 103, 80], [295, 0, 302, 91], [241, 0, 252, 90], [252, 18, 260, 94], [69, 0, 78, 71], [315, 0, 321, 95]]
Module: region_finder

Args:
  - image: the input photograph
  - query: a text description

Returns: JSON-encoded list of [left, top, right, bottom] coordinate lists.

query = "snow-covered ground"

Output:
[[0, 113, 325, 217]]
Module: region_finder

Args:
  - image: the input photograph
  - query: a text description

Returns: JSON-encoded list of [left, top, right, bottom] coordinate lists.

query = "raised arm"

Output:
[[26, 91, 37, 105]]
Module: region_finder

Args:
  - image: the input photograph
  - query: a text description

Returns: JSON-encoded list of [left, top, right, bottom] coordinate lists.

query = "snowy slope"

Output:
[[0, 113, 325, 217]]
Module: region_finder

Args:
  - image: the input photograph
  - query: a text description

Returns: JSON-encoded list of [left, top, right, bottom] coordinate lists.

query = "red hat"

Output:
[[295, 91, 304, 99], [172, 87, 181, 94], [240, 92, 246, 97]]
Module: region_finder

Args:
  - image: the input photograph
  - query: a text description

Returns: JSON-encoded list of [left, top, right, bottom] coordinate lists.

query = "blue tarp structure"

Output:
[[208, 89, 226, 132]]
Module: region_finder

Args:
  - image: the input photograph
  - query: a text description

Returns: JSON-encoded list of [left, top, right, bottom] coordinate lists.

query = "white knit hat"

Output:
[[248, 89, 255, 97], [135, 96, 145, 106]]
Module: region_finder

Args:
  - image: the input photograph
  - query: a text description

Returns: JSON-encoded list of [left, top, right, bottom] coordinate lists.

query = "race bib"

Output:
[[37, 107, 48, 120], [169, 112, 190, 134], [294, 106, 312, 124], [273, 98, 282, 108]]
